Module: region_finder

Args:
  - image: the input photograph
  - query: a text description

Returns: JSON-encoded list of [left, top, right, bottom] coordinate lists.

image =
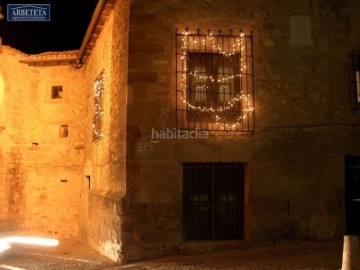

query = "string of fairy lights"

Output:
[[178, 30, 254, 129], [93, 70, 105, 139]]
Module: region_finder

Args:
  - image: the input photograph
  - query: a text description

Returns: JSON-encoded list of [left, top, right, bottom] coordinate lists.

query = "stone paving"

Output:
[[113, 241, 343, 270], [0, 240, 344, 270]]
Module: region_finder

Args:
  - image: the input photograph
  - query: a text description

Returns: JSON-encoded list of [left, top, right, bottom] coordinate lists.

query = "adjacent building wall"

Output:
[[0, 46, 85, 238], [0, 47, 27, 230], [0, 0, 130, 262], [124, 0, 360, 261], [82, 0, 129, 261]]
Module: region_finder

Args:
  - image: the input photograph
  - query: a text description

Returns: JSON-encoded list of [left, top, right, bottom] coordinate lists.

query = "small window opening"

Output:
[[59, 125, 68, 138], [85, 175, 91, 190], [52, 86, 63, 99]]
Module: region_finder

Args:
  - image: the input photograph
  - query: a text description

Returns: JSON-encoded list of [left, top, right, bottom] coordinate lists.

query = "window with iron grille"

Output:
[[93, 70, 105, 141], [348, 52, 360, 110], [176, 29, 254, 132], [183, 163, 244, 241]]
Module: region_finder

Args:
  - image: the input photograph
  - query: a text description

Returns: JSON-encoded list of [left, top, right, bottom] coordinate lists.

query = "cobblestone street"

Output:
[[118, 241, 343, 270], [0, 240, 343, 270]]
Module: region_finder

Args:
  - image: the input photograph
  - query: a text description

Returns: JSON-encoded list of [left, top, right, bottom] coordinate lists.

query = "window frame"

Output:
[[176, 29, 255, 132], [187, 52, 241, 122], [188, 52, 241, 104]]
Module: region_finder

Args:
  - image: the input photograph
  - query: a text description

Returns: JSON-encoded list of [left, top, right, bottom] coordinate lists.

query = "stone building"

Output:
[[1, 0, 360, 263]]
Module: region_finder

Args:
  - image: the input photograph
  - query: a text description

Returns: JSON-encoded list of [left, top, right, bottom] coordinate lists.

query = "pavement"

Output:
[[0, 239, 117, 270], [0, 239, 344, 270]]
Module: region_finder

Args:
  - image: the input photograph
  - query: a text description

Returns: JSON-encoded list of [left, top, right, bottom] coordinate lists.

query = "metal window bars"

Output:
[[183, 163, 244, 241], [176, 28, 254, 132], [93, 69, 105, 141]]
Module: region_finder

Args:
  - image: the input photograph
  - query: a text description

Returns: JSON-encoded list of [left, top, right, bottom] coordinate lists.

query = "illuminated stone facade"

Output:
[[123, 0, 360, 261], [0, 46, 85, 238], [1, 0, 360, 264], [0, 0, 130, 262]]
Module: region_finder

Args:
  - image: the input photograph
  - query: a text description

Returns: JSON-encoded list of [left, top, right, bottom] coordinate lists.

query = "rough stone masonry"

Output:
[[1, 0, 360, 264]]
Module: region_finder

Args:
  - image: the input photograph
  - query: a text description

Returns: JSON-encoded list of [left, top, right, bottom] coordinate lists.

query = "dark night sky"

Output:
[[0, 0, 99, 54]]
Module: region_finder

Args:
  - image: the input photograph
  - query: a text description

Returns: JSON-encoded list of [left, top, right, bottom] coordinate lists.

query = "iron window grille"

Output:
[[183, 163, 244, 241], [93, 70, 105, 141], [348, 52, 360, 110], [176, 29, 254, 132]]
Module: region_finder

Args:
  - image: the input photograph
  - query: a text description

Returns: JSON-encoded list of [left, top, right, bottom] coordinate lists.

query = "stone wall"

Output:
[[124, 0, 360, 261], [82, 0, 129, 262], [0, 47, 27, 230], [0, 46, 85, 238], [0, 0, 130, 261], [1, 0, 360, 263]]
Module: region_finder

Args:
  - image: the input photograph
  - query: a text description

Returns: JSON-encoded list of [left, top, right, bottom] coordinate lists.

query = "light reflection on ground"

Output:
[[0, 236, 59, 253]]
